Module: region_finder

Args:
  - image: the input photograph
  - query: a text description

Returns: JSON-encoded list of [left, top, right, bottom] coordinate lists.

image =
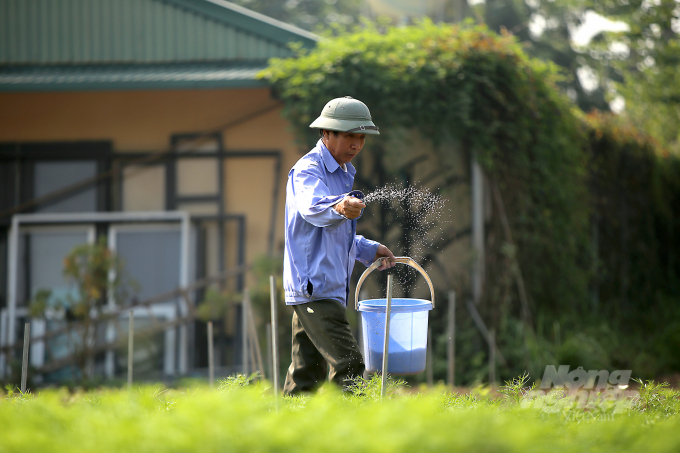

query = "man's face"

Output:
[[323, 130, 366, 166]]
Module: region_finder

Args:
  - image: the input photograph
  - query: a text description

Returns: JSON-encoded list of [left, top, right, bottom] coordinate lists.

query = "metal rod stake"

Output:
[[128, 311, 134, 390], [381, 274, 394, 400], [208, 321, 214, 389], [21, 323, 30, 393]]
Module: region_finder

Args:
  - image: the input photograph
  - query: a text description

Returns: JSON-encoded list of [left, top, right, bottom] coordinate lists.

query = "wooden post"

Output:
[[128, 311, 134, 390], [489, 328, 495, 386], [269, 276, 280, 398], [21, 323, 30, 393], [447, 291, 456, 387], [381, 274, 394, 400], [208, 321, 214, 389]]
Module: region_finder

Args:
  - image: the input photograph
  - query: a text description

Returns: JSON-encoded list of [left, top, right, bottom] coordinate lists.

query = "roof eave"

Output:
[[167, 0, 320, 48], [0, 78, 268, 93]]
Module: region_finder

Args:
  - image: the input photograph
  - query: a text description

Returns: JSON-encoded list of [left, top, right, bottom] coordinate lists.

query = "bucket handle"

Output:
[[355, 256, 435, 310]]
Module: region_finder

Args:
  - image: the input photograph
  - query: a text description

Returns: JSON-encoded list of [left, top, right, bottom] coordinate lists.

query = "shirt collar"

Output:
[[318, 139, 356, 176]]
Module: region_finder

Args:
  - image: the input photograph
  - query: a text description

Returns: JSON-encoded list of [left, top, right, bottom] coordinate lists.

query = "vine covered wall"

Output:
[[261, 20, 591, 313], [261, 20, 680, 379]]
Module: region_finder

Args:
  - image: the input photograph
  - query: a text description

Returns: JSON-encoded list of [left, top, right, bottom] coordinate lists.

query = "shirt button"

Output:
[[345, 184, 349, 187]]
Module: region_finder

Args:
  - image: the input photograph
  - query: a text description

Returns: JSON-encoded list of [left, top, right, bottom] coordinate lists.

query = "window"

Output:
[[122, 164, 166, 212], [0, 141, 112, 221], [34, 161, 98, 213], [16, 226, 94, 308], [109, 223, 185, 377], [177, 158, 218, 196], [111, 225, 182, 302], [1, 212, 191, 381], [170, 134, 222, 214]]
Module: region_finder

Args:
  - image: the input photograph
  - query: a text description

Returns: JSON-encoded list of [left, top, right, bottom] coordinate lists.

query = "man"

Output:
[[283, 96, 396, 395]]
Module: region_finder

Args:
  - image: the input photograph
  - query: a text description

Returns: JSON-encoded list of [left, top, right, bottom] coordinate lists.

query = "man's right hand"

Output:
[[334, 195, 366, 220]]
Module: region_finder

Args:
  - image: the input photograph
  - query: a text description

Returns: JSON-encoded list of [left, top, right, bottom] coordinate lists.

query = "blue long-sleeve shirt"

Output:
[[283, 139, 380, 306]]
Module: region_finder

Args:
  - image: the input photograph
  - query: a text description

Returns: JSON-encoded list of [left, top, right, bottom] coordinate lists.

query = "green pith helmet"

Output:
[[309, 96, 380, 135]]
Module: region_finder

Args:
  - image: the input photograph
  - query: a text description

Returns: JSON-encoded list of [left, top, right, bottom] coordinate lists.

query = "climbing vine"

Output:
[[261, 19, 591, 312], [261, 20, 680, 377]]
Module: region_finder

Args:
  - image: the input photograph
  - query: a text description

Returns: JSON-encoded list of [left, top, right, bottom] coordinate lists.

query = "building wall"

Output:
[[0, 87, 473, 298], [0, 87, 303, 282], [352, 129, 472, 302], [0, 88, 278, 150]]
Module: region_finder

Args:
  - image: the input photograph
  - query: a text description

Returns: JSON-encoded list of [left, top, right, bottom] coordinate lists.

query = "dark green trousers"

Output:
[[283, 299, 365, 395]]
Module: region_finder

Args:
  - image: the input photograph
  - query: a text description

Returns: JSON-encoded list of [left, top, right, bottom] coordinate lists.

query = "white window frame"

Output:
[[19, 224, 96, 371], [107, 223, 187, 378], [1, 211, 191, 379]]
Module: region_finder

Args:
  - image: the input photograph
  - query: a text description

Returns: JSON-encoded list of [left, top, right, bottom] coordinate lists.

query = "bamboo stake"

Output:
[[242, 290, 249, 375], [269, 276, 280, 398], [208, 321, 214, 389], [381, 274, 394, 400], [447, 291, 456, 387], [265, 323, 272, 381], [21, 323, 30, 393], [492, 180, 532, 326], [248, 327, 258, 377], [489, 328, 496, 386], [128, 311, 134, 390], [246, 293, 265, 377], [426, 327, 433, 387], [465, 298, 507, 366]]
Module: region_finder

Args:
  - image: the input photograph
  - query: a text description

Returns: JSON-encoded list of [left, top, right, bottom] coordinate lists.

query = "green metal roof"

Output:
[[0, 0, 318, 91]]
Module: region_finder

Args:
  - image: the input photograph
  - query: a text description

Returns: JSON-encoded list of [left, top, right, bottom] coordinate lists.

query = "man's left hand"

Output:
[[375, 245, 396, 270]]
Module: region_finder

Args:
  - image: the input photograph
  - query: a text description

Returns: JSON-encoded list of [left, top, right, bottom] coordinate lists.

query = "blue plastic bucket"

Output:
[[359, 298, 433, 374], [354, 257, 436, 375]]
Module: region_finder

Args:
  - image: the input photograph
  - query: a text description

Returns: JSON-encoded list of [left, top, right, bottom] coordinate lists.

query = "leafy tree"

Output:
[[582, 0, 680, 154], [478, 0, 611, 113]]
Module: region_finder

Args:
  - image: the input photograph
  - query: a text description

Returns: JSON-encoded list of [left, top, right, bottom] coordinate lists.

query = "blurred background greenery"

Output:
[[253, 0, 680, 386]]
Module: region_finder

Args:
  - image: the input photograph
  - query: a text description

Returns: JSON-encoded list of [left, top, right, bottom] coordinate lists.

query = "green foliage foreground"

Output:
[[1, 377, 679, 453]]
